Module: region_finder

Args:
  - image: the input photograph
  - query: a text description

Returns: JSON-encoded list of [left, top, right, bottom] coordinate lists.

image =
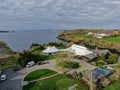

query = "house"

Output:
[[87, 32, 94, 35], [42, 46, 59, 54], [94, 33, 110, 39], [94, 47, 111, 58], [92, 67, 114, 81]]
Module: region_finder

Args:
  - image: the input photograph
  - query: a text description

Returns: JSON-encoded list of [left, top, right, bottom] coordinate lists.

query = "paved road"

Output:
[[0, 69, 23, 90]]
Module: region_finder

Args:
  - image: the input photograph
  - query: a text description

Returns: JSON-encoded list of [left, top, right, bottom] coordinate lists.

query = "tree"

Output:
[[18, 50, 46, 67]]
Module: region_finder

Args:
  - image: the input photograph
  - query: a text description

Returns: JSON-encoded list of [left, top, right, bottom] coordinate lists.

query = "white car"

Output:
[[0, 73, 7, 81], [26, 61, 35, 67]]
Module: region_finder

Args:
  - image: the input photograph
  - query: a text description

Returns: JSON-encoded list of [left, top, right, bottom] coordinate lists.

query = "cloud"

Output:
[[0, 0, 120, 30]]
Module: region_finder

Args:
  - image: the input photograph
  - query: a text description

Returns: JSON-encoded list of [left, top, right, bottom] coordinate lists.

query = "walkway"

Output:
[[28, 73, 60, 83]]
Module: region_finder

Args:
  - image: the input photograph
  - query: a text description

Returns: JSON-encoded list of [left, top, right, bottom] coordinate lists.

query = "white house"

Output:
[[68, 44, 93, 56], [42, 46, 59, 54], [87, 32, 94, 35], [94, 33, 110, 39]]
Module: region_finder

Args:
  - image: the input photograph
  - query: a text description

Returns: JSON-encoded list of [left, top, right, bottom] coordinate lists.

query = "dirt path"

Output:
[[28, 73, 60, 83]]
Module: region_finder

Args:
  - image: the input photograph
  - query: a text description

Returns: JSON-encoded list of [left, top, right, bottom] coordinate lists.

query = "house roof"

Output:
[[85, 53, 96, 59], [43, 46, 59, 53], [98, 49, 111, 56], [71, 44, 87, 50], [92, 67, 114, 81]]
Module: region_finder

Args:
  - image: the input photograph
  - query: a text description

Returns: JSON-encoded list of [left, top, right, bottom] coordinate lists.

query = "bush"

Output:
[[58, 61, 79, 69], [96, 61, 106, 66], [107, 54, 119, 64]]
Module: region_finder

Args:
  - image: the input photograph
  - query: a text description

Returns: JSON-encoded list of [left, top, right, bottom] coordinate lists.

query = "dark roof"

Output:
[[92, 67, 114, 81], [85, 53, 96, 59]]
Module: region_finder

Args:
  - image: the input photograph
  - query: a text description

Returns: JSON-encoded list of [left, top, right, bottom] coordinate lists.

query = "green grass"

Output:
[[102, 36, 120, 43], [56, 46, 66, 49], [32, 50, 42, 55], [103, 79, 120, 90], [72, 34, 120, 43], [32, 49, 55, 60], [24, 69, 57, 81], [72, 34, 96, 39], [112, 64, 120, 69], [23, 74, 88, 90]]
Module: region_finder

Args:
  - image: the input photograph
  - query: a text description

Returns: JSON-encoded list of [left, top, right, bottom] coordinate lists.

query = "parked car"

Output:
[[26, 61, 35, 67], [13, 65, 22, 72], [0, 71, 7, 81], [36, 61, 42, 65]]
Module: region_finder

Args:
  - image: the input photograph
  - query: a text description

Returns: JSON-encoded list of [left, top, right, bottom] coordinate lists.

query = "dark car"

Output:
[[13, 65, 22, 72], [36, 61, 42, 65]]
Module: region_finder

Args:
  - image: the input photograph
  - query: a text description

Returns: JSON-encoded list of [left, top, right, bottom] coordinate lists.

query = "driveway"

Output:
[[0, 69, 23, 90], [21, 60, 56, 79], [0, 60, 56, 90]]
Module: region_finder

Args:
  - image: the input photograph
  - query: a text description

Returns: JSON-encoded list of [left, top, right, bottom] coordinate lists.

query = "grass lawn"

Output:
[[32, 49, 55, 60], [102, 36, 120, 43], [23, 74, 88, 90], [71, 34, 96, 39], [32, 50, 42, 55], [103, 79, 120, 90], [56, 46, 66, 49], [24, 69, 57, 81], [112, 64, 120, 69], [71, 34, 120, 43]]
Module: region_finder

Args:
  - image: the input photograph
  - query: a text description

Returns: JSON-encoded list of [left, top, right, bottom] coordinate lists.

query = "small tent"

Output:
[[43, 46, 59, 54]]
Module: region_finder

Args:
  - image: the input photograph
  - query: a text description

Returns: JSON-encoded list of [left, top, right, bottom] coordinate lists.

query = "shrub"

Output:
[[58, 61, 79, 69], [107, 54, 119, 64]]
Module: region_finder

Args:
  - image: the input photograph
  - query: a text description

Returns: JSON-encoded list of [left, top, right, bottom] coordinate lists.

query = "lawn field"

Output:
[[24, 69, 57, 81], [32, 50, 42, 55], [102, 36, 120, 43], [103, 79, 120, 90], [23, 74, 88, 90], [71, 34, 120, 43]]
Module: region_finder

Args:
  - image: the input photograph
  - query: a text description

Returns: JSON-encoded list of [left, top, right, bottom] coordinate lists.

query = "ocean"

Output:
[[0, 30, 62, 51]]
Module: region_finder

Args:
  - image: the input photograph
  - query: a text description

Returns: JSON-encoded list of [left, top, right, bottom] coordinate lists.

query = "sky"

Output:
[[0, 0, 120, 31]]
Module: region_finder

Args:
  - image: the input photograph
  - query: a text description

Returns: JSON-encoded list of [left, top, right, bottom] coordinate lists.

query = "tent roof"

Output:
[[71, 44, 87, 50], [43, 46, 59, 53]]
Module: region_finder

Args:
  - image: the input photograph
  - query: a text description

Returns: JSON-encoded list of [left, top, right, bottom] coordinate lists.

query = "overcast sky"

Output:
[[0, 0, 120, 31]]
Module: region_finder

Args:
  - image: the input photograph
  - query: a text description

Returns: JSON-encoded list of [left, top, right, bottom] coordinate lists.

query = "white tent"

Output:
[[42, 46, 59, 54], [68, 44, 93, 56]]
